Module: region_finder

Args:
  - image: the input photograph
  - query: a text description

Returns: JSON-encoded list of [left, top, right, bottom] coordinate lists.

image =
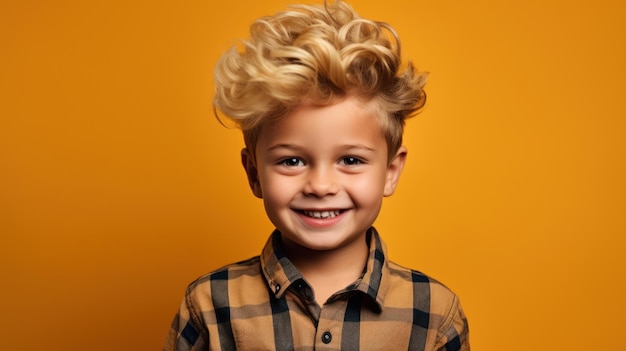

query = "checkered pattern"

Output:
[[163, 228, 469, 350]]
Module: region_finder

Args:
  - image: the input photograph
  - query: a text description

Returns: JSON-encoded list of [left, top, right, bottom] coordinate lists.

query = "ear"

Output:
[[384, 145, 407, 197], [241, 148, 263, 198]]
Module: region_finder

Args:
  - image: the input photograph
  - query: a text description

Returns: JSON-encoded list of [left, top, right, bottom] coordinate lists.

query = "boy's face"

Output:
[[242, 96, 406, 253]]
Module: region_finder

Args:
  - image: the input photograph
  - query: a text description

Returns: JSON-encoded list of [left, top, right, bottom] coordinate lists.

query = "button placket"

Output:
[[315, 306, 341, 348]]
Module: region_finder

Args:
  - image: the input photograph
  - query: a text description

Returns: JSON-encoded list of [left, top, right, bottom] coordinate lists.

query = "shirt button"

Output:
[[321, 331, 332, 344]]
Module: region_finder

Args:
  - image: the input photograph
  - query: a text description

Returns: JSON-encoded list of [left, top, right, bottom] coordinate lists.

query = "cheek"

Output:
[[345, 173, 387, 203], [260, 173, 297, 204]]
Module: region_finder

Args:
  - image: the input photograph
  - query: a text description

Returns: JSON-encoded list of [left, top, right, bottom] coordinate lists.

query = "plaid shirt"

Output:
[[164, 228, 469, 350]]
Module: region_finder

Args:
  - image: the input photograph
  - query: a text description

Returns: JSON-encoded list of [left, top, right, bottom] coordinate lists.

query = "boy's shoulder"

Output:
[[386, 260, 446, 285], [186, 256, 263, 294], [386, 259, 457, 293], [385, 259, 462, 316]]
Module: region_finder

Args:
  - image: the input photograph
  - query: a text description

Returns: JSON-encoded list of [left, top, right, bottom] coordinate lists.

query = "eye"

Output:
[[339, 156, 364, 166], [279, 157, 304, 167]]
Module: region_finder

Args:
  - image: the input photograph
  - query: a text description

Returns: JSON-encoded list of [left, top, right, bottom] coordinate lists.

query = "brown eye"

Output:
[[340, 157, 363, 165], [280, 158, 304, 167]]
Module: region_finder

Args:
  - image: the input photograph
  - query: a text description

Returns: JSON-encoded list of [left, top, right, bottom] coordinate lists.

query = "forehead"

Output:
[[257, 97, 386, 147]]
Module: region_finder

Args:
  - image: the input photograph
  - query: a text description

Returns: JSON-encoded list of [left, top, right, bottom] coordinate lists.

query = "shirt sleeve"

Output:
[[163, 290, 210, 351], [434, 295, 470, 351]]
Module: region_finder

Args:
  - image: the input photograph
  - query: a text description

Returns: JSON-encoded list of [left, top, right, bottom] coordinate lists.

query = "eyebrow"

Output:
[[266, 144, 304, 152], [340, 144, 376, 152]]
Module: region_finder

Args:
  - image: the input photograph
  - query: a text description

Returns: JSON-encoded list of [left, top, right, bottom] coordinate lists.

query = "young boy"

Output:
[[164, 1, 469, 350]]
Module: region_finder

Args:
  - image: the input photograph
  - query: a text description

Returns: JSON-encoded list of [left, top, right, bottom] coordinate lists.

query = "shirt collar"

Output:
[[259, 227, 390, 311]]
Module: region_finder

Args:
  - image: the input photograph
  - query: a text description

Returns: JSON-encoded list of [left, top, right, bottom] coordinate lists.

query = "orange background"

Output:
[[1, 0, 625, 350]]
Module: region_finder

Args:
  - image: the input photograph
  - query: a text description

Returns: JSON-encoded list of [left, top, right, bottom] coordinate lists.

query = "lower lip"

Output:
[[295, 211, 347, 228]]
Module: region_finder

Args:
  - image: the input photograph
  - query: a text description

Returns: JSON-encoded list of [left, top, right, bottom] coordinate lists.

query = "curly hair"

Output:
[[214, 0, 427, 161]]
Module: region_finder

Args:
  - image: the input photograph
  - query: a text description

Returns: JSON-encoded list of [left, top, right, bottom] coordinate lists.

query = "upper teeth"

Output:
[[303, 210, 341, 218]]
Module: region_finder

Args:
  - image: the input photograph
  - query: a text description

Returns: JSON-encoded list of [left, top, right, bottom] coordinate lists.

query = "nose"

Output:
[[303, 165, 339, 197]]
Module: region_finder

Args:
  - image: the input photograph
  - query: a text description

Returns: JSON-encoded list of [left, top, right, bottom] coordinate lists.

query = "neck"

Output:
[[282, 235, 369, 304]]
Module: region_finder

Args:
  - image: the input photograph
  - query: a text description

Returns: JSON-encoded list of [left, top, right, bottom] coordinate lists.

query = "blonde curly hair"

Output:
[[214, 0, 427, 161]]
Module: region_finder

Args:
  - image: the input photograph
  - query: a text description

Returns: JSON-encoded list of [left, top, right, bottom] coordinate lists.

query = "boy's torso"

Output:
[[167, 228, 469, 350]]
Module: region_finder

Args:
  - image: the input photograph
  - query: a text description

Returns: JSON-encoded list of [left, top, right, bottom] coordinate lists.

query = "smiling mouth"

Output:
[[300, 210, 344, 219]]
